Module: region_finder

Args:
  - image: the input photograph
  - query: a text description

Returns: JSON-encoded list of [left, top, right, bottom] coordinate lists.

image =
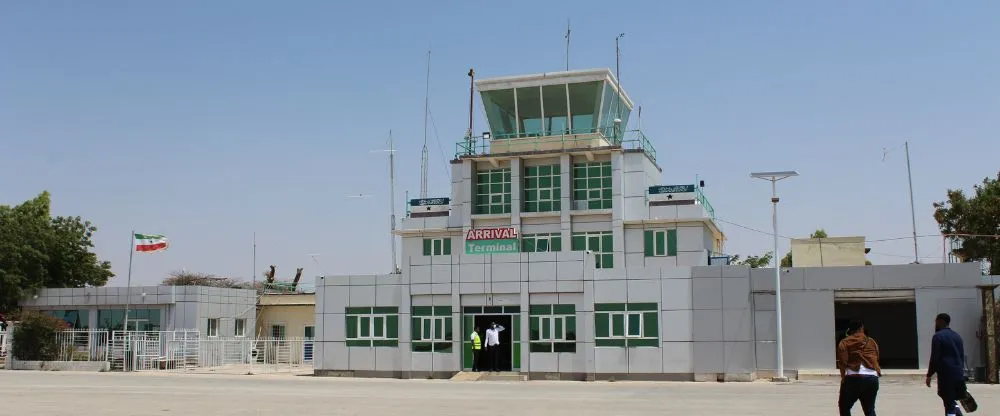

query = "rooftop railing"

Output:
[[695, 187, 716, 220], [456, 127, 657, 162]]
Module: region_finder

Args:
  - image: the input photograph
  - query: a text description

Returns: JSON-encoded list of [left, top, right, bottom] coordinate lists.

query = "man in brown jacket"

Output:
[[837, 318, 882, 416]]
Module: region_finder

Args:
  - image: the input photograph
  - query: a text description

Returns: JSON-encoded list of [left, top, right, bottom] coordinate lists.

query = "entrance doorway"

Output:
[[834, 300, 919, 369], [475, 315, 513, 371]]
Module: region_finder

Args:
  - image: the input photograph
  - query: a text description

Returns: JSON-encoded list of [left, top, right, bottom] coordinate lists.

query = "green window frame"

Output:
[[594, 303, 658, 348], [529, 304, 576, 353], [571, 231, 613, 268], [345, 307, 399, 347], [521, 233, 563, 253], [523, 164, 561, 213], [643, 229, 677, 257], [422, 238, 452, 256], [571, 161, 612, 210], [474, 168, 512, 215], [411, 306, 453, 352]]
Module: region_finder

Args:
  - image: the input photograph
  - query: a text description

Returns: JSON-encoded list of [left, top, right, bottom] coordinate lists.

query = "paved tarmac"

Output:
[[0, 371, 997, 415]]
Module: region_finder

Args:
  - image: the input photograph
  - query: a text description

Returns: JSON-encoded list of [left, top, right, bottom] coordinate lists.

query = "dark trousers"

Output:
[[938, 381, 967, 415], [471, 349, 481, 372], [485, 346, 499, 371], [839, 376, 879, 416]]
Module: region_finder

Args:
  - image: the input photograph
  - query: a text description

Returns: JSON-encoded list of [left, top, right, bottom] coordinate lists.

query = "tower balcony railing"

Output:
[[456, 128, 657, 162], [695, 187, 716, 220]]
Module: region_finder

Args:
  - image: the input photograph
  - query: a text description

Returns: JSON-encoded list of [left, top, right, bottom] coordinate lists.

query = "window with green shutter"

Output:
[[521, 233, 562, 253], [594, 303, 659, 348], [411, 305, 453, 352], [571, 231, 613, 268], [345, 307, 400, 348], [529, 304, 576, 353], [422, 238, 451, 256], [643, 229, 676, 257]]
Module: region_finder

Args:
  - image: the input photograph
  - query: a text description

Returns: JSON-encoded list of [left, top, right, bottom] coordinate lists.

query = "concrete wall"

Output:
[[747, 263, 984, 374], [791, 237, 867, 267], [315, 263, 985, 379], [257, 304, 315, 339]]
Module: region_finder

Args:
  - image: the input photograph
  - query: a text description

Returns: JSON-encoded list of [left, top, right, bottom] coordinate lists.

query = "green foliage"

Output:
[[11, 310, 69, 361], [161, 270, 251, 289], [731, 252, 774, 268], [0, 192, 113, 313], [934, 171, 1000, 275]]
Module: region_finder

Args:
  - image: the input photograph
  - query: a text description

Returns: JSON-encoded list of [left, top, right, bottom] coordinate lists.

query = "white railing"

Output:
[[54, 330, 110, 362], [0, 329, 8, 360], [198, 337, 314, 372]]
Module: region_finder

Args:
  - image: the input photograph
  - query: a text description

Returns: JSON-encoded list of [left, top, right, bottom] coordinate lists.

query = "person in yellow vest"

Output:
[[470, 326, 482, 372]]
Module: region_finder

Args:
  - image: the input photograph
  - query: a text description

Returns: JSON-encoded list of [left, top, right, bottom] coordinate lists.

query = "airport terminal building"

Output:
[[313, 68, 987, 380]]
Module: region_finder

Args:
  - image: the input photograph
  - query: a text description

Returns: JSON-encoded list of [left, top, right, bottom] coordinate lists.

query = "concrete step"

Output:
[[479, 372, 527, 382], [449, 371, 484, 381]]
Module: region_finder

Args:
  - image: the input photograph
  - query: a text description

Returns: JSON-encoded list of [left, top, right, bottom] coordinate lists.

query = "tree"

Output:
[[161, 270, 251, 289], [934, 171, 1000, 275], [0, 192, 113, 314], [780, 229, 828, 267], [11, 310, 69, 361], [731, 252, 774, 268]]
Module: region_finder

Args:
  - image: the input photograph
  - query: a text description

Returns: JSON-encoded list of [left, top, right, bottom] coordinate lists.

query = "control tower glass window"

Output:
[[482, 89, 517, 139], [475, 168, 511, 215], [567, 81, 602, 134], [542, 84, 569, 136], [573, 161, 612, 210], [523, 164, 561, 213], [516, 86, 543, 137]]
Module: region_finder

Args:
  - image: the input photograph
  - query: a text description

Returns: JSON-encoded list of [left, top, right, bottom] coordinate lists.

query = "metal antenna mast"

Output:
[[420, 50, 431, 199], [615, 33, 625, 84], [388, 130, 399, 273], [565, 19, 571, 71]]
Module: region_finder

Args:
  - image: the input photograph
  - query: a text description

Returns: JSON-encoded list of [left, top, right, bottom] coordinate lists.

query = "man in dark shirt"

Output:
[[925, 313, 967, 416]]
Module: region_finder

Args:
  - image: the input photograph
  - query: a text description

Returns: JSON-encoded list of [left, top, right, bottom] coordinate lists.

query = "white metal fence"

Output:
[[54, 330, 109, 362], [2, 329, 313, 374], [0, 329, 8, 361]]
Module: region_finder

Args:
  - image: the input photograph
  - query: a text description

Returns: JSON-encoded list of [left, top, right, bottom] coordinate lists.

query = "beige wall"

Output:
[[791, 237, 867, 267], [256, 294, 315, 339]]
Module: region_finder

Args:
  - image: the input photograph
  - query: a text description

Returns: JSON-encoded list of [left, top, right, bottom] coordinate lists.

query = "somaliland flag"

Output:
[[135, 233, 169, 253]]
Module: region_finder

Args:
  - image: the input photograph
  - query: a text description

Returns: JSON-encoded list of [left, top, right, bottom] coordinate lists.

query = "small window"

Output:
[[271, 324, 287, 340], [304, 325, 315, 340], [207, 318, 220, 337], [644, 229, 677, 257], [422, 238, 452, 256], [234, 319, 246, 337]]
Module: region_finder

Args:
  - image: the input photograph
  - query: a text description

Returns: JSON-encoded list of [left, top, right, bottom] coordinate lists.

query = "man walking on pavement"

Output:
[[926, 313, 970, 416], [484, 321, 504, 372], [470, 326, 482, 372]]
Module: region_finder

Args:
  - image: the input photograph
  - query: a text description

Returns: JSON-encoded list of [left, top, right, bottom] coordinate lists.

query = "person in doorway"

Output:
[[926, 313, 968, 416], [470, 326, 482, 372], [837, 318, 882, 416], [483, 322, 505, 372]]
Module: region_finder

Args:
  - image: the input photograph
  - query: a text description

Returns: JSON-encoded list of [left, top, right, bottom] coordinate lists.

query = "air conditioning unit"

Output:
[[573, 200, 589, 211]]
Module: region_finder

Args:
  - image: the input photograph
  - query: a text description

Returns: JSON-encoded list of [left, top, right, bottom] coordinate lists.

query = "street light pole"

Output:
[[751, 170, 799, 382]]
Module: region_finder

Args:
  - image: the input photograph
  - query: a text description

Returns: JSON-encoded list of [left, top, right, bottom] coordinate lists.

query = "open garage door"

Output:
[[834, 289, 918, 369]]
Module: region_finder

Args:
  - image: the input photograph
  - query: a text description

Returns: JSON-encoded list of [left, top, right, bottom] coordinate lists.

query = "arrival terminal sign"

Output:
[[465, 227, 519, 255]]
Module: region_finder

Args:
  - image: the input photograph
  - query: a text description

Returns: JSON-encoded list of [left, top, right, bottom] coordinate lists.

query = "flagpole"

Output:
[[123, 230, 134, 371]]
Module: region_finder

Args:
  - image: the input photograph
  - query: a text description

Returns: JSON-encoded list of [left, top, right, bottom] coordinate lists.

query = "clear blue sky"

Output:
[[2, 1, 997, 286]]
